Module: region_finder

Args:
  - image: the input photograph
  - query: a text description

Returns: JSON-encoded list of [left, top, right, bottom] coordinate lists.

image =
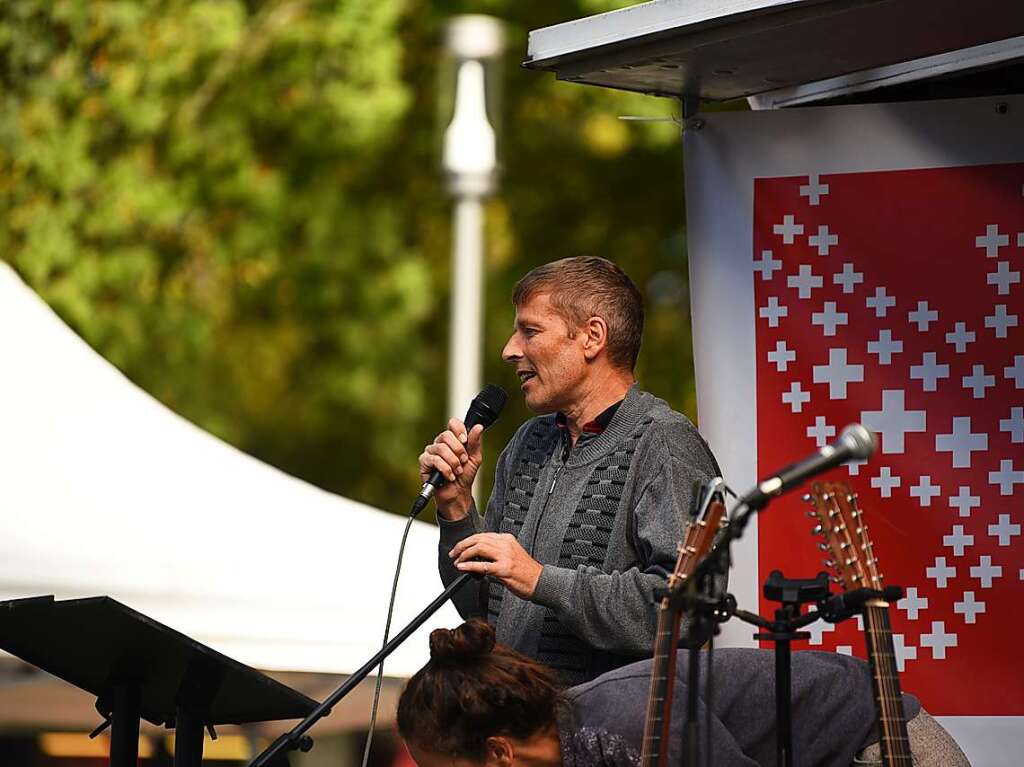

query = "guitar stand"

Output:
[[659, 575, 735, 767], [730, 570, 831, 767]]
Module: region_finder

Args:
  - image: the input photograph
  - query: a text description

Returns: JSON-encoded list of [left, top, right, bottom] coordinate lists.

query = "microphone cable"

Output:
[[360, 511, 415, 767], [361, 385, 506, 766]]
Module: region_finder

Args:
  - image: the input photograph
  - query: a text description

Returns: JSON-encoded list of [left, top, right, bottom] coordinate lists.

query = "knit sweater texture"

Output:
[[438, 384, 722, 684]]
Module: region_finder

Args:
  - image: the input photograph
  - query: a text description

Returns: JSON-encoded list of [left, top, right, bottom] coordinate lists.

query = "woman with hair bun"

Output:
[[397, 621, 968, 767], [397, 619, 636, 767]]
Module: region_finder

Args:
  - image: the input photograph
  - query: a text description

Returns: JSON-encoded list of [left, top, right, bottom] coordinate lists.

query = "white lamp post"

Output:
[[442, 15, 504, 440]]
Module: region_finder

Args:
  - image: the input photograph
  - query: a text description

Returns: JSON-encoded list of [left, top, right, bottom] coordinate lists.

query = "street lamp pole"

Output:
[[442, 16, 504, 455]]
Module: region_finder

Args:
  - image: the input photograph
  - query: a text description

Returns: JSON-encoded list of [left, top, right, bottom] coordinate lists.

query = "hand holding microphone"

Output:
[[414, 384, 507, 519]]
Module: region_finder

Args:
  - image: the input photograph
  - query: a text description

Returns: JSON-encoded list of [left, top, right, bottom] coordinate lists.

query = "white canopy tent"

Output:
[[0, 261, 459, 688]]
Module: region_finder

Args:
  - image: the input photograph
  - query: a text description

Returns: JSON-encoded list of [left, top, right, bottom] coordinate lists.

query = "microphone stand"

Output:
[[667, 481, 798, 767], [247, 572, 480, 767]]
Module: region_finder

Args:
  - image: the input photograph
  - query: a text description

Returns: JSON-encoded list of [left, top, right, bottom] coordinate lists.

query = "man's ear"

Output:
[[581, 316, 609, 360], [484, 736, 515, 767]]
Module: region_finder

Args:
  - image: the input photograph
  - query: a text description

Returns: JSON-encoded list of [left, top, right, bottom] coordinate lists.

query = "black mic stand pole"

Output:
[[670, 480, 784, 767], [248, 572, 480, 767]]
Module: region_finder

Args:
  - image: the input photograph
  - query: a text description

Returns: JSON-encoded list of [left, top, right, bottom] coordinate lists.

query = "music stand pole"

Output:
[[249, 572, 479, 767]]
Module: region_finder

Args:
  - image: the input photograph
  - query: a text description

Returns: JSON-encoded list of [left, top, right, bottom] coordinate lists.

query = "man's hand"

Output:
[[417, 418, 484, 520], [449, 533, 543, 600]]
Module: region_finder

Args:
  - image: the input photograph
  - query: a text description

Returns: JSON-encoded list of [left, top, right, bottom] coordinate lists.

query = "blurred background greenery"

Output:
[[0, 0, 707, 517]]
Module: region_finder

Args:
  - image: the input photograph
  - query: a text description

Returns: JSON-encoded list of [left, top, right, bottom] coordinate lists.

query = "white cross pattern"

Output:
[[945, 321, 975, 353], [962, 364, 996, 399], [989, 514, 1021, 546], [990, 459, 1024, 495], [1005, 355, 1024, 388], [774, 215, 804, 244], [1019, 231, 1024, 247], [806, 612, 836, 645], [969, 555, 1003, 588], [866, 286, 896, 318], [812, 347, 864, 399], [871, 466, 901, 498], [948, 486, 980, 518], [782, 382, 810, 413], [811, 301, 848, 336], [846, 458, 866, 477], [943, 524, 974, 557], [754, 249, 782, 280], [760, 296, 788, 327], [908, 300, 939, 332], [985, 304, 1019, 338], [835, 645, 853, 657], [976, 224, 1010, 257], [927, 556, 956, 588], [953, 591, 986, 624], [909, 352, 950, 392], [768, 340, 796, 372], [909, 475, 941, 507], [867, 329, 902, 365], [808, 225, 839, 256], [799, 174, 829, 206], [988, 261, 1021, 295], [1001, 407, 1024, 443], [935, 417, 988, 469], [920, 621, 958, 659], [833, 263, 863, 294], [897, 587, 928, 620], [861, 389, 926, 453], [807, 416, 836, 448], [892, 633, 918, 672], [787, 263, 823, 299]]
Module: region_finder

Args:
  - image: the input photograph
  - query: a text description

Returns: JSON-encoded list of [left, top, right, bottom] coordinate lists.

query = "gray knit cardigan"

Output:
[[438, 384, 722, 684]]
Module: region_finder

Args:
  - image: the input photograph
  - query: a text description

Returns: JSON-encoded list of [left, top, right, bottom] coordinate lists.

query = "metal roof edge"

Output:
[[525, 0, 814, 67]]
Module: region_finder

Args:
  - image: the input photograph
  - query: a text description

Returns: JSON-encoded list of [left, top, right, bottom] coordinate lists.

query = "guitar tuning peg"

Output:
[[806, 511, 818, 518], [818, 542, 829, 551], [822, 559, 835, 568], [812, 524, 823, 535], [802, 493, 812, 502], [830, 575, 841, 584]]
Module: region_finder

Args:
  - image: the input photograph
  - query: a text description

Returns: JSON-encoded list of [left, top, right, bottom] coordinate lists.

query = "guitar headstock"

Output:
[[806, 481, 883, 593], [670, 486, 727, 585]]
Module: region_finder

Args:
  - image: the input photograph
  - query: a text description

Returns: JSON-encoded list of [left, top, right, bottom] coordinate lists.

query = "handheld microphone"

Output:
[[740, 423, 877, 511], [411, 384, 508, 516]]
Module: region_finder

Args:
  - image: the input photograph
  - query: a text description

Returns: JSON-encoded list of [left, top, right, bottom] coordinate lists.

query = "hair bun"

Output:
[[429, 619, 496, 664]]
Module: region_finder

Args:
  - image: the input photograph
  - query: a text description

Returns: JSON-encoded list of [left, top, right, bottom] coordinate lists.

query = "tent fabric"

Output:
[[0, 262, 458, 676]]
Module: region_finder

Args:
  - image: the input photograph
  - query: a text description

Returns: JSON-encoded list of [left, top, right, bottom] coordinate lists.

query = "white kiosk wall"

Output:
[[686, 94, 1024, 766]]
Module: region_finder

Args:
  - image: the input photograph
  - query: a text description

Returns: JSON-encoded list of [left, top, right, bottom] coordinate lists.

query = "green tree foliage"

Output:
[[1, 0, 702, 515]]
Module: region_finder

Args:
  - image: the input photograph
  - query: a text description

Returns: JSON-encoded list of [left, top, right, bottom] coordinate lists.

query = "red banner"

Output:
[[754, 163, 1024, 715]]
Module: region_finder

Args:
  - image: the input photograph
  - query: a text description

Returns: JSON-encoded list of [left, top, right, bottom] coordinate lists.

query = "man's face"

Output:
[[502, 291, 587, 413]]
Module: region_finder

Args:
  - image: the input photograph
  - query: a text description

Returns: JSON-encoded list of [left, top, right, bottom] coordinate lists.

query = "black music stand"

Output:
[[0, 595, 316, 767]]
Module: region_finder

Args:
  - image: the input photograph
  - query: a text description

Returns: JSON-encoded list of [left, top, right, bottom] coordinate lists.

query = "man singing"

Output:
[[418, 256, 721, 683]]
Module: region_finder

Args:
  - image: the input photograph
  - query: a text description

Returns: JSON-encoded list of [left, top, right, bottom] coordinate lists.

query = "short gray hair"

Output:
[[512, 256, 644, 370]]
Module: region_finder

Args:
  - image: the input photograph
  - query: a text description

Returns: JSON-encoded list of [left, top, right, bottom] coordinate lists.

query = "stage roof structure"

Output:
[[0, 261, 458, 687], [524, 0, 1024, 107]]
